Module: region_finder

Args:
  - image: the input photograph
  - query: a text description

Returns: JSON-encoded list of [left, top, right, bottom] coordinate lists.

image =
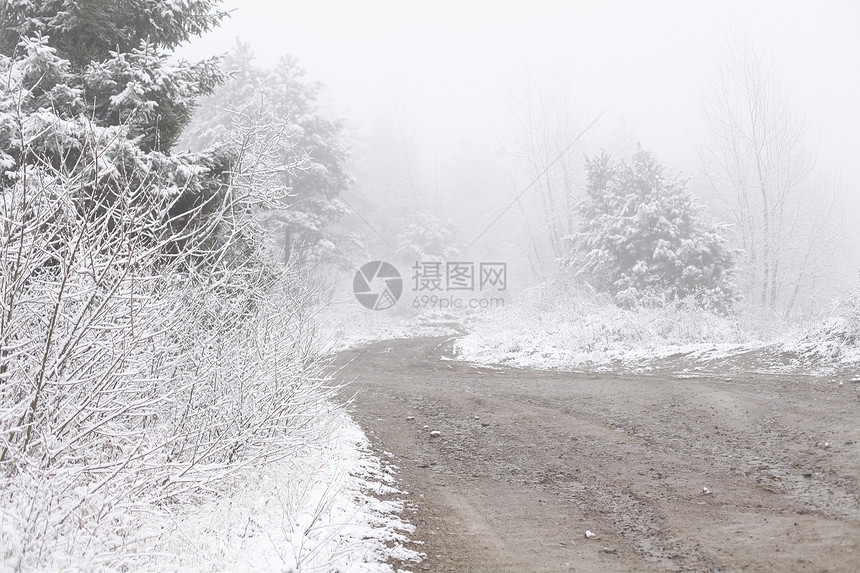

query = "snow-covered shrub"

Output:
[[0, 33, 334, 570], [842, 279, 860, 334], [563, 149, 739, 313], [783, 277, 860, 366]]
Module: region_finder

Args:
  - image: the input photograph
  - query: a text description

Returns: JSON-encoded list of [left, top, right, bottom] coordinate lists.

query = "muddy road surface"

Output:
[[335, 337, 860, 572]]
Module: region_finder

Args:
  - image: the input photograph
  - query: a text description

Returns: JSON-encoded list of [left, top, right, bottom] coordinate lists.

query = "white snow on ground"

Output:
[[454, 284, 859, 374], [454, 286, 775, 371], [0, 307, 429, 573], [120, 409, 421, 573], [112, 295, 460, 573], [320, 297, 463, 353], [123, 281, 854, 573], [782, 316, 860, 369]]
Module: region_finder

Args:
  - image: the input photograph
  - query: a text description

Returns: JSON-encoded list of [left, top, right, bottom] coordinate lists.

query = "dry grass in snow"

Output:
[[455, 283, 859, 374]]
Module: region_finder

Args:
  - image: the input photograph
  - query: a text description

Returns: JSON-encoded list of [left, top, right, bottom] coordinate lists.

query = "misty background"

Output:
[[2, 1, 859, 568], [178, 0, 860, 315]]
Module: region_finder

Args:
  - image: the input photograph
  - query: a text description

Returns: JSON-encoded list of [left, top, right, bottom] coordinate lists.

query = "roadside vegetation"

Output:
[[0, 2, 418, 571]]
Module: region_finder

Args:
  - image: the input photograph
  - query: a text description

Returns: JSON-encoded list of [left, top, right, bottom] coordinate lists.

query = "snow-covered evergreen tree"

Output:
[[0, 0, 226, 67], [182, 42, 350, 266], [564, 149, 738, 312], [0, 1, 253, 270], [1, 0, 226, 150]]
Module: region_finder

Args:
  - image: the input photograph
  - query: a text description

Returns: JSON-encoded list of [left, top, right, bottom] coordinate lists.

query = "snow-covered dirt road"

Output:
[[336, 337, 860, 572]]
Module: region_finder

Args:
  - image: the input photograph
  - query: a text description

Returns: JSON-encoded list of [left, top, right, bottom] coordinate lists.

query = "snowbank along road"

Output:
[[335, 336, 860, 572]]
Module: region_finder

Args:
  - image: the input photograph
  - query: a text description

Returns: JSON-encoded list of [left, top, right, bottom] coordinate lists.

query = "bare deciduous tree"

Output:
[[503, 67, 583, 278], [700, 35, 846, 316]]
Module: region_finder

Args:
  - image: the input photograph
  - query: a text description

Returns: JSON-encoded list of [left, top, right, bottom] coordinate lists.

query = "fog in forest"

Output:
[[3, 1, 860, 569], [177, 0, 860, 317]]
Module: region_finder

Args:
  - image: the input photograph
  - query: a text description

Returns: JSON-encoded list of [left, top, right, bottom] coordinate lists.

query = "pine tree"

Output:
[[0, 0, 227, 68], [566, 149, 738, 312], [1, 0, 226, 153], [0, 2, 262, 268], [182, 43, 350, 266]]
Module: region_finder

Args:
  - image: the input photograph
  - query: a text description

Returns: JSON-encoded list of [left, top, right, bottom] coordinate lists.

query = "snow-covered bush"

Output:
[[783, 276, 860, 366], [842, 278, 860, 333], [563, 149, 739, 313], [0, 28, 335, 571]]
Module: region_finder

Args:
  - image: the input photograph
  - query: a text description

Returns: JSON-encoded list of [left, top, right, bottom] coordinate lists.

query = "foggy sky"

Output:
[[178, 0, 860, 248], [179, 1, 857, 165]]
